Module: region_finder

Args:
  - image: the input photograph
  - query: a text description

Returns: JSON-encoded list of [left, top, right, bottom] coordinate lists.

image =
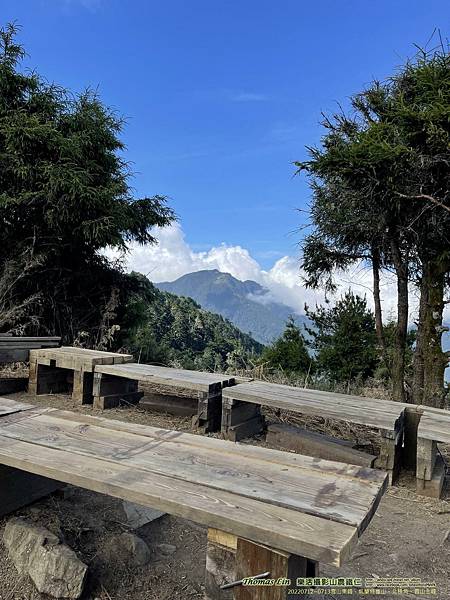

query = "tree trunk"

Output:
[[390, 240, 408, 403], [371, 245, 388, 371], [412, 273, 427, 405], [413, 259, 448, 408]]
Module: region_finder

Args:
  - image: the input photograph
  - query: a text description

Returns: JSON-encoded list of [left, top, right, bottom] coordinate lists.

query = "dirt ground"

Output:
[[0, 386, 449, 600]]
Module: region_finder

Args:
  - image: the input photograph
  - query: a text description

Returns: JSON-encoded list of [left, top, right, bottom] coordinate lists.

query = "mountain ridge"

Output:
[[156, 269, 307, 344]]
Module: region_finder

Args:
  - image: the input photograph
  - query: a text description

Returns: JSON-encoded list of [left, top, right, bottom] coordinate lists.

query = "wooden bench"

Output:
[[0, 398, 387, 598], [29, 347, 133, 404], [0, 335, 61, 363], [94, 363, 235, 432], [222, 381, 406, 483], [416, 410, 450, 498]]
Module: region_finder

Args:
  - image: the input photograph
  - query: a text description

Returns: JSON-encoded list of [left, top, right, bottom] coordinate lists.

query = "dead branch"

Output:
[[396, 192, 450, 214]]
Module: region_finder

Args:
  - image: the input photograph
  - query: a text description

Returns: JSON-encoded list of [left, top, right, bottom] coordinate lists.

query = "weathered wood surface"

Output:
[[223, 382, 405, 435], [0, 397, 34, 416], [417, 411, 450, 444], [266, 423, 376, 468], [30, 347, 134, 372], [415, 409, 449, 498], [95, 363, 235, 392], [234, 537, 317, 600], [0, 398, 388, 566]]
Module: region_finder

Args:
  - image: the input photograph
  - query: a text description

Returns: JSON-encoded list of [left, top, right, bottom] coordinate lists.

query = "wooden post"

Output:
[[192, 390, 223, 433], [416, 438, 445, 498], [205, 529, 318, 600], [205, 528, 237, 600], [0, 465, 63, 517], [416, 438, 436, 481], [221, 398, 265, 442], [28, 356, 38, 395], [93, 372, 143, 409], [402, 408, 423, 471], [28, 361, 70, 396], [374, 430, 403, 485], [72, 368, 94, 404]]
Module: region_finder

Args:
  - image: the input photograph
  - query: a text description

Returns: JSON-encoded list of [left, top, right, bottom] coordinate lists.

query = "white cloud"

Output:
[[107, 223, 411, 322]]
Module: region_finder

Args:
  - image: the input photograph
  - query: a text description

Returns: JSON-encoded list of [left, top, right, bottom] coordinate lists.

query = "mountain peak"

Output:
[[156, 270, 306, 345]]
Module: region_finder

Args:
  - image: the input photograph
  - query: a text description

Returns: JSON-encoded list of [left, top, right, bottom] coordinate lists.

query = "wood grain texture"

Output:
[[417, 412, 450, 444], [0, 398, 388, 566], [30, 347, 133, 372], [0, 397, 35, 416], [223, 382, 405, 434], [95, 363, 235, 392]]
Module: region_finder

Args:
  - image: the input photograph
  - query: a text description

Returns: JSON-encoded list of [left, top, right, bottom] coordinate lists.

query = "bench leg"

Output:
[[192, 391, 222, 433], [72, 368, 94, 405], [221, 398, 265, 442], [205, 528, 237, 600], [416, 438, 436, 480], [374, 431, 403, 485], [401, 409, 423, 471], [28, 361, 70, 396], [93, 372, 143, 410], [205, 528, 318, 600], [0, 465, 63, 517], [416, 438, 445, 498]]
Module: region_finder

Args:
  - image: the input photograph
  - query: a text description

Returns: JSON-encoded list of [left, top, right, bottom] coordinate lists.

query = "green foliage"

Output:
[[158, 269, 303, 345], [0, 23, 174, 338], [262, 317, 311, 374], [305, 291, 378, 383], [121, 273, 263, 371], [296, 43, 450, 402], [375, 321, 417, 381]]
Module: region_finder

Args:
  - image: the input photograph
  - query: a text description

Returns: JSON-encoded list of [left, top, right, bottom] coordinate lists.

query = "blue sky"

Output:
[[3, 0, 448, 270], [1, 0, 450, 269]]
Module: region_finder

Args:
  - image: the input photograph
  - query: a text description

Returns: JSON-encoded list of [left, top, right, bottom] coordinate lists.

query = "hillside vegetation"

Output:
[[120, 274, 263, 371], [157, 269, 308, 345]]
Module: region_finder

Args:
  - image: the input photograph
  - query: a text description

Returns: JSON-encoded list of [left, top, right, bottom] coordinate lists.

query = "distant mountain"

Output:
[[156, 269, 307, 345]]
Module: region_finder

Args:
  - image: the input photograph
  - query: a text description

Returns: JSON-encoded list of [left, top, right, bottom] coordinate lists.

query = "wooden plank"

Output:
[[93, 391, 144, 410], [0, 410, 387, 533], [0, 336, 60, 342], [0, 349, 30, 363], [223, 382, 404, 433], [31, 406, 387, 487], [0, 397, 35, 416], [266, 423, 376, 468], [225, 382, 405, 417], [29, 348, 134, 372], [139, 395, 198, 417], [96, 363, 234, 392], [0, 434, 358, 566], [418, 412, 450, 444], [208, 528, 238, 550]]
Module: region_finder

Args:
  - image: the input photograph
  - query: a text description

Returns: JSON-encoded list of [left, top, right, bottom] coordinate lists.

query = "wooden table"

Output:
[[29, 347, 133, 404], [0, 398, 387, 598], [222, 381, 406, 483], [94, 363, 235, 431]]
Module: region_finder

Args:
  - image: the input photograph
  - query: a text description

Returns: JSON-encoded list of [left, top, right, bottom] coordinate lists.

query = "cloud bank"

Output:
[[108, 223, 404, 319]]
